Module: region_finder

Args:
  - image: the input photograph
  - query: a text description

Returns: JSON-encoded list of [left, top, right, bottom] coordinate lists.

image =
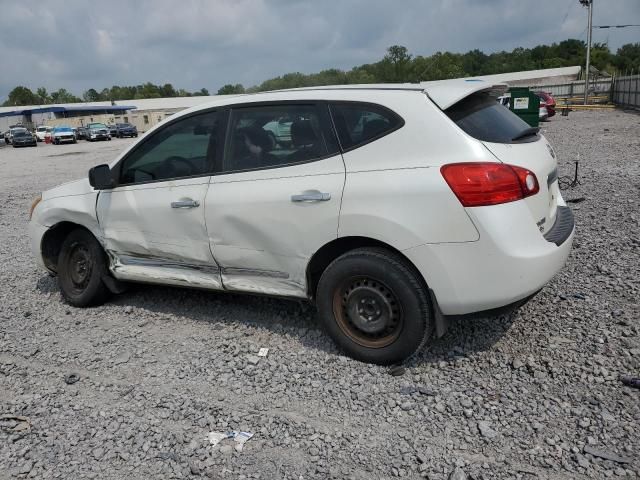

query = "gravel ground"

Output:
[[0, 110, 639, 480]]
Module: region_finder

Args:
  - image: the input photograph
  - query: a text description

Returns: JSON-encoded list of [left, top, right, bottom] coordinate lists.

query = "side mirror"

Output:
[[88, 164, 114, 190]]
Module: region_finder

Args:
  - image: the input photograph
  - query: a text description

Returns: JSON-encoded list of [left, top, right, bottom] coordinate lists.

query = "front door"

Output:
[[205, 103, 345, 297], [97, 110, 224, 289]]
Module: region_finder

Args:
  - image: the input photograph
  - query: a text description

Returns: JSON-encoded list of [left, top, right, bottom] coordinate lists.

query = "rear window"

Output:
[[445, 93, 539, 144], [329, 103, 403, 151]]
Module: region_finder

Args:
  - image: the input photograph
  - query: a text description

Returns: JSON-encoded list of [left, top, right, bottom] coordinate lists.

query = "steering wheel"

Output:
[[160, 156, 194, 177]]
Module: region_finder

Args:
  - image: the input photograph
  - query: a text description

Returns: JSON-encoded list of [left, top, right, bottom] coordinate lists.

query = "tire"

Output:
[[316, 247, 433, 365], [107, 137, 111, 141], [57, 229, 111, 307]]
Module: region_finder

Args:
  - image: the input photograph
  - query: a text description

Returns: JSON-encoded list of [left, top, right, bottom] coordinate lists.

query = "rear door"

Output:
[[205, 102, 345, 298], [444, 92, 560, 234]]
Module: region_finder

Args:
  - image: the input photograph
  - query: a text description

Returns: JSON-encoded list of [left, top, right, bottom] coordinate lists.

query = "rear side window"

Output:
[[224, 104, 330, 173], [330, 103, 403, 151], [445, 93, 538, 143]]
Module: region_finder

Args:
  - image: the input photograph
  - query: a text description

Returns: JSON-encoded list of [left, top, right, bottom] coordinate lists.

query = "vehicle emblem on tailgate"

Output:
[[537, 217, 546, 232]]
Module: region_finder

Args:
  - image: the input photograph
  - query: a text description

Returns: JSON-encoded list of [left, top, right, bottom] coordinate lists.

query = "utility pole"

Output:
[[580, 0, 594, 105]]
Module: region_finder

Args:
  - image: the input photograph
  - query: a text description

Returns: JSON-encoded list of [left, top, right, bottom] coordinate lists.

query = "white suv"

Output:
[[35, 126, 53, 142], [28, 80, 574, 364]]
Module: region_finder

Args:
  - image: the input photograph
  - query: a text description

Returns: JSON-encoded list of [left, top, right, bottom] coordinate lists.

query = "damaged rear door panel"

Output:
[[205, 102, 345, 298]]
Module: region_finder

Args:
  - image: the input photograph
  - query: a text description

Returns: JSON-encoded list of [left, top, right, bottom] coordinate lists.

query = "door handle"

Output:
[[171, 199, 200, 209], [291, 192, 331, 202]]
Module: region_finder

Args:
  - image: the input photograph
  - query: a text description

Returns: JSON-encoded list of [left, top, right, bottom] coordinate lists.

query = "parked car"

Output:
[[85, 123, 111, 142], [114, 123, 138, 138], [35, 126, 53, 142], [107, 124, 118, 137], [4, 126, 28, 144], [28, 81, 574, 365], [11, 129, 37, 147], [535, 91, 557, 118], [76, 127, 88, 140], [52, 126, 77, 145]]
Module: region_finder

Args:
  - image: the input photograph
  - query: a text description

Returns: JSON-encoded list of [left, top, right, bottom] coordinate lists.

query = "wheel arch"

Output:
[[41, 221, 96, 273], [307, 236, 428, 300], [307, 235, 448, 340]]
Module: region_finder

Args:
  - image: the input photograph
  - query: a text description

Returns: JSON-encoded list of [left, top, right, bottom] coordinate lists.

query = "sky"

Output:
[[1, 0, 638, 101]]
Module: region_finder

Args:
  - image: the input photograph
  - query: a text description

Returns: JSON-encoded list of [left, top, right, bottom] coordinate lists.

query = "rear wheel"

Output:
[[317, 248, 433, 365], [57, 229, 111, 307]]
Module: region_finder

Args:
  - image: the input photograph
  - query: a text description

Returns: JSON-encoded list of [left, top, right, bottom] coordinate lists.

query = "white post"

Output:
[[584, 0, 593, 105]]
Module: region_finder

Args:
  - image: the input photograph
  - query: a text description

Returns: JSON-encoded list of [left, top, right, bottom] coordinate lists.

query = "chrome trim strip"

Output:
[[221, 267, 290, 279]]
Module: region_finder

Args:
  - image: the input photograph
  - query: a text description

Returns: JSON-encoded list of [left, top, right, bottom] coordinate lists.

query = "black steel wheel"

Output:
[[58, 229, 111, 307], [333, 276, 403, 348], [317, 247, 433, 365]]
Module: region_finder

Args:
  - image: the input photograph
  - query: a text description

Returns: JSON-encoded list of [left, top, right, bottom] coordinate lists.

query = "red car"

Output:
[[535, 91, 556, 118]]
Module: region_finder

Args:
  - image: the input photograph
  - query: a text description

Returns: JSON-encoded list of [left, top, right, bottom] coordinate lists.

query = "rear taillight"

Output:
[[440, 162, 539, 207]]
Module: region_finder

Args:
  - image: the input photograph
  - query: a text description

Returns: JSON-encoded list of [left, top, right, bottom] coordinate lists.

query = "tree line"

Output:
[[3, 39, 639, 106]]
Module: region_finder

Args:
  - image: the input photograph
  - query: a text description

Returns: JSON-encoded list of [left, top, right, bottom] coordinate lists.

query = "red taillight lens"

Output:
[[440, 162, 539, 207]]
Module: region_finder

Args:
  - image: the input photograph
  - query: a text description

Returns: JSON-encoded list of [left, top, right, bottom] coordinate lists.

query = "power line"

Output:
[[593, 24, 640, 28]]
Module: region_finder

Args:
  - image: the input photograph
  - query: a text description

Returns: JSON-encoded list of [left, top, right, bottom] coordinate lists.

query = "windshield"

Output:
[[445, 92, 538, 144], [54, 127, 72, 133], [117, 123, 132, 127], [88, 123, 107, 129], [14, 130, 29, 137], [37, 127, 47, 132]]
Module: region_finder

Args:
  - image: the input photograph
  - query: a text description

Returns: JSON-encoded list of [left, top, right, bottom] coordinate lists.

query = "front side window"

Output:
[[119, 111, 220, 185], [329, 103, 403, 151], [224, 104, 329, 173]]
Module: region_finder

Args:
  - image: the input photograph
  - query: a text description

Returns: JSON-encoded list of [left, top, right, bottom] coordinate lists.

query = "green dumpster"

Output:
[[508, 87, 539, 127]]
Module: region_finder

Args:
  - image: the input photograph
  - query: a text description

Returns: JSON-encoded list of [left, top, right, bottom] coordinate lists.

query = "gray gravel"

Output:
[[1, 110, 639, 479]]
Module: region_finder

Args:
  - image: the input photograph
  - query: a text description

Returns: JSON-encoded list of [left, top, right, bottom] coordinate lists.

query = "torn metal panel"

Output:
[[220, 266, 306, 298], [110, 252, 223, 290]]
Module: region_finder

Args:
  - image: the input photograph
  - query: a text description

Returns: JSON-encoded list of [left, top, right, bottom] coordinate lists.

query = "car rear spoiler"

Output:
[[421, 79, 509, 110]]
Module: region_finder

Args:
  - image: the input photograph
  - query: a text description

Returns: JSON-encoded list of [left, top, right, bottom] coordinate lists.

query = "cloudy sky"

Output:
[[1, 0, 638, 101]]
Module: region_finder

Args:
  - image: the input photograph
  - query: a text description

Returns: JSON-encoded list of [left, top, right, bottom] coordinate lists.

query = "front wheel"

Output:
[[316, 248, 433, 365], [57, 229, 111, 307]]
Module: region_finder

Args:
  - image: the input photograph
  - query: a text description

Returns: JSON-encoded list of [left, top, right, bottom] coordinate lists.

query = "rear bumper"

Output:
[[404, 200, 574, 316]]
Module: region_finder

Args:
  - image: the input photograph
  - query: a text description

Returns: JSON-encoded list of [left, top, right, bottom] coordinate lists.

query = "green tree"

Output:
[[83, 88, 101, 102], [218, 83, 244, 95], [613, 43, 640, 72], [160, 83, 177, 97], [377, 45, 412, 82], [36, 87, 50, 104], [217, 84, 246, 95], [4, 86, 38, 106], [50, 88, 81, 104]]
